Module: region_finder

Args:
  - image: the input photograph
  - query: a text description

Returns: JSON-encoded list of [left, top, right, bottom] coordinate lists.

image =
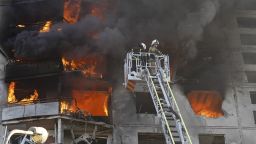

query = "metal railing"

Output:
[[124, 52, 170, 84]]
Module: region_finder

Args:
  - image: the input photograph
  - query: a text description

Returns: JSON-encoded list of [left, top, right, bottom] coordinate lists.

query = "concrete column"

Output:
[[57, 118, 63, 144], [1, 125, 7, 144]]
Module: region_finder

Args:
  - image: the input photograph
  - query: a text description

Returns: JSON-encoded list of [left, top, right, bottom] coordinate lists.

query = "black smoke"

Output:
[[3, 0, 239, 96]]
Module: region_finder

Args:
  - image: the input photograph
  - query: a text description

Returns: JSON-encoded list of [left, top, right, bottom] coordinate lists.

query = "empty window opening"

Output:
[[136, 92, 156, 114], [242, 52, 256, 64], [240, 34, 256, 45], [245, 71, 256, 83], [138, 133, 166, 144], [237, 17, 256, 28], [250, 91, 256, 104], [199, 134, 225, 144]]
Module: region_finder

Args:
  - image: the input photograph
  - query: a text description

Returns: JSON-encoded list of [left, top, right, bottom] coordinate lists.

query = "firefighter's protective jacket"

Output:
[[149, 46, 162, 55]]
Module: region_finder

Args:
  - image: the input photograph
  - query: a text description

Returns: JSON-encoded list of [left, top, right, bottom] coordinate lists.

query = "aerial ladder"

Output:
[[124, 51, 192, 144]]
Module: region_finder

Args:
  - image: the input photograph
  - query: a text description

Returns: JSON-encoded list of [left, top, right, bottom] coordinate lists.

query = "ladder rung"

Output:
[[162, 104, 168, 108], [167, 120, 176, 126], [165, 112, 174, 116], [166, 116, 174, 120], [163, 107, 171, 111]]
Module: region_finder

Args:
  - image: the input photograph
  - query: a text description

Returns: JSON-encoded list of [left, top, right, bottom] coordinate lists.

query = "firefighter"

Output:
[[131, 42, 147, 72], [148, 39, 162, 74], [139, 42, 147, 68], [140, 42, 147, 52], [148, 39, 162, 55], [132, 42, 147, 53]]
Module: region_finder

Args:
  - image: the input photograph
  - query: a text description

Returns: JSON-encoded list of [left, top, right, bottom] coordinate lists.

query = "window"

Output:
[[240, 34, 256, 45], [136, 92, 156, 114], [138, 133, 166, 144], [253, 111, 256, 124], [237, 17, 256, 28], [242, 53, 256, 64], [245, 71, 256, 83], [199, 134, 225, 144], [250, 91, 256, 104]]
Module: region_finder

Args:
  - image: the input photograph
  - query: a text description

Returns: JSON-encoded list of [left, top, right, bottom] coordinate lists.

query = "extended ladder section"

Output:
[[124, 52, 192, 144]]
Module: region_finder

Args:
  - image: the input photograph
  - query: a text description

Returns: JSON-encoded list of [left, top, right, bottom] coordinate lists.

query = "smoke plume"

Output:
[[4, 0, 237, 95]]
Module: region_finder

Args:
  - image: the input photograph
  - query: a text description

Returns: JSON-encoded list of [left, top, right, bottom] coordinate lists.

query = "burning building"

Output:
[[0, 0, 112, 143], [1, 0, 256, 144]]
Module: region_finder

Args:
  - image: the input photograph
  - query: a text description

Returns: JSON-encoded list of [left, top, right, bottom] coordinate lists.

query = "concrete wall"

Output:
[[111, 83, 246, 144], [0, 48, 7, 143], [174, 86, 242, 144], [112, 85, 163, 144]]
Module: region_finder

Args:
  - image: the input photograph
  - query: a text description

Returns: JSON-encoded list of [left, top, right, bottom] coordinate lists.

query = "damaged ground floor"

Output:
[[1, 84, 256, 144]]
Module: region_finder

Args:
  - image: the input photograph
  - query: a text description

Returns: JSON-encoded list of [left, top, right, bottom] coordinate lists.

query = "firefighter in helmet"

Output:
[[148, 39, 162, 74], [148, 39, 162, 55], [140, 42, 147, 52], [132, 42, 147, 53]]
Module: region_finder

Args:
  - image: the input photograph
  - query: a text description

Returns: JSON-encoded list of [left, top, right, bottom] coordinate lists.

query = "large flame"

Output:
[[8, 82, 17, 103], [8, 82, 39, 105], [61, 91, 109, 116], [187, 90, 224, 118], [62, 56, 103, 78], [64, 0, 81, 24], [39, 21, 52, 33]]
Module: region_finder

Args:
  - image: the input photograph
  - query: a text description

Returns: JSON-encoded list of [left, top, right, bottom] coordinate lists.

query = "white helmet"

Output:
[[151, 39, 159, 46], [140, 43, 147, 50]]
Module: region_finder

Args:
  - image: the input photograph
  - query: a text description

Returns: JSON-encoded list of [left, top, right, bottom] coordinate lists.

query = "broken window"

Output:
[[245, 71, 256, 83], [136, 92, 156, 114], [138, 133, 166, 144], [187, 91, 224, 118], [240, 34, 256, 45], [250, 91, 256, 104], [242, 52, 256, 64], [237, 17, 256, 28], [199, 134, 225, 144]]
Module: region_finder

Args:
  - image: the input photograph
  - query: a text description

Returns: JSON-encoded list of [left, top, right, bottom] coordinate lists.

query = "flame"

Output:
[[60, 101, 68, 113], [8, 82, 17, 103], [61, 91, 109, 116], [40, 21, 52, 33], [60, 101, 73, 113], [187, 90, 224, 118], [19, 90, 39, 104], [103, 97, 108, 116], [64, 0, 81, 24], [62, 57, 103, 78], [8, 82, 39, 105]]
